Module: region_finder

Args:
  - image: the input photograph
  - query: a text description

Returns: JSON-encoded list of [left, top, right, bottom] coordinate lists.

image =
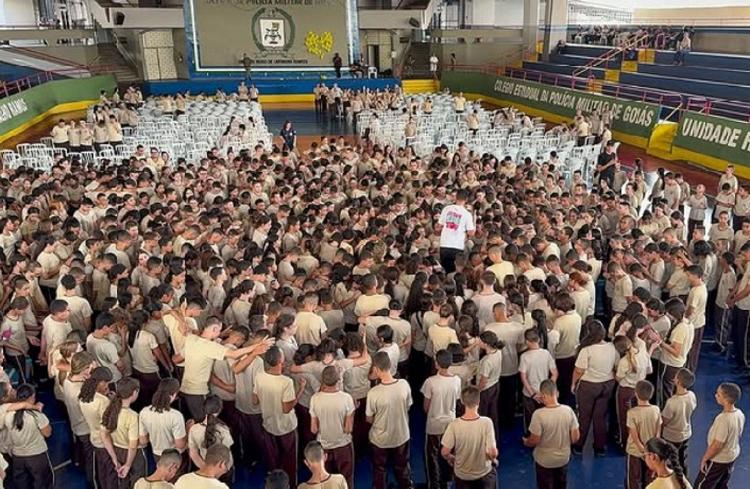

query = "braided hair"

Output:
[[645, 437, 687, 489]]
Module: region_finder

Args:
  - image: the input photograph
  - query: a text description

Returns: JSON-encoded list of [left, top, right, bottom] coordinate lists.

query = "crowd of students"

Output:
[[0, 86, 745, 489]]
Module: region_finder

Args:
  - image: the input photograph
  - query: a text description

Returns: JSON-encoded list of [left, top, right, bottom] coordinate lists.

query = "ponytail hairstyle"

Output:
[[12, 384, 36, 431], [664, 298, 686, 344], [613, 335, 637, 374], [645, 437, 687, 489], [531, 309, 549, 350], [202, 394, 227, 449], [404, 271, 429, 318], [479, 330, 505, 351], [56, 341, 81, 387], [222, 279, 254, 313], [507, 291, 526, 321], [577, 319, 606, 354], [614, 302, 643, 334], [151, 378, 180, 413], [78, 367, 113, 403], [102, 377, 140, 432]]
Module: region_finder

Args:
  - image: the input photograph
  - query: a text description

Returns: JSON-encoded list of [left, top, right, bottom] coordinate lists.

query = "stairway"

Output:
[[401, 42, 432, 79], [92, 43, 141, 85]]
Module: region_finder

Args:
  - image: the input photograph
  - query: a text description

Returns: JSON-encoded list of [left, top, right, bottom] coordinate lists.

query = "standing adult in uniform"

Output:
[[571, 320, 618, 456]]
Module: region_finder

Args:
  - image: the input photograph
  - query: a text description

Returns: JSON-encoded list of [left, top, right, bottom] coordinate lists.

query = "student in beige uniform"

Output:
[[139, 378, 188, 480], [421, 349, 462, 489], [661, 368, 697, 476], [354, 274, 390, 320], [63, 351, 97, 489], [366, 351, 413, 489], [294, 292, 328, 346], [309, 366, 356, 489], [299, 441, 348, 489], [100, 377, 146, 489], [695, 382, 745, 489], [253, 346, 305, 487], [552, 294, 582, 406], [4, 384, 53, 489], [134, 448, 181, 489], [78, 366, 115, 489], [476, 331, 503, 439], [523, 379, 580, 489], [441, 386, 498, 488], [188, 395, 234, 484], [180, 316, 271, 421], [519, 329, 558, 432], [572, 320, 618, 456], [685, 265, 708, 373], [656, 299, 694, 402], [625, 381, 662, 489], [174, 444, 231, 489]]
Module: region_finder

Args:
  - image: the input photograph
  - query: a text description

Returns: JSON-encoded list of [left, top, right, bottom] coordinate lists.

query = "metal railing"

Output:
[[1, 45, 90, 70], [572, 32, 649, 78], [0, 64, 119, 99]]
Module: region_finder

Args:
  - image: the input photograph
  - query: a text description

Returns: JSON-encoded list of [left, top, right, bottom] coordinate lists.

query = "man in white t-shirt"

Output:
[[429, 54, 439, 78], [437, 189, 475, 274]]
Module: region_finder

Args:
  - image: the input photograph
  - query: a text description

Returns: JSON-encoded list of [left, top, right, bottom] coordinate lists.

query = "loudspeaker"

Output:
[[408, 17, 420, 28], [114, 12, 125, 26]]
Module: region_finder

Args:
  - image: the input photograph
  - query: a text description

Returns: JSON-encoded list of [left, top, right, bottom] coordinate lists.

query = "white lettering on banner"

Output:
[[682, 117, 745, 149], [492, 78, 654, 128], [0, 98, 28, 124]]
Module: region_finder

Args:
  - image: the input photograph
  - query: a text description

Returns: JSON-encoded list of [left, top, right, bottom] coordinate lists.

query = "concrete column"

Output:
[[541, 0, 568, 61], [522, 0, 539, 55]]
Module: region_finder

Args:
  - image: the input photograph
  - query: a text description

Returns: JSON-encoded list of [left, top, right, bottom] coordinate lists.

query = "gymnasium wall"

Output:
[[0, 75, 116, 144], [189, 0, 351, 70]]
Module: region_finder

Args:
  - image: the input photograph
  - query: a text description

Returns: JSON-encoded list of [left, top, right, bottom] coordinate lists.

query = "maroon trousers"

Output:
[[687, 326, 704, 373], [523, 395, 543, 433], [454, 467, 497, 488], [556, 356, 577, 406], [325, 443, 355, 489], [574, 379, 615, 452], [371, 441, 412, 489], [536, 463, 568, 489], [479, 382, 500, 443], [425, 434, 451, 489], [133, 370, 160, 411], [616, 385, 636, 448], [694, 460, 734, 489], [626, 454, 653, 489], [262, 429, 298, 487], [237, 411, 265, 465]]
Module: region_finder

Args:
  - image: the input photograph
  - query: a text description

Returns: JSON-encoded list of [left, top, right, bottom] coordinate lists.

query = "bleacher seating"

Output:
[[520, 42, 750, 119]]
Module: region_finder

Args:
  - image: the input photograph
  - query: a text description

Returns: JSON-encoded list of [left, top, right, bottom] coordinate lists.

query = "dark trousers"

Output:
[[694, 460, 733, 489], [733, 214, 745, 232], [74, 434, 96, 489], [574, 379, 615, 452], [626, 454, 652, 489], [295, 404, 314, 450], [180, 392, 206, 422], [499, 374, 519, 427], [11, 453, 53, 489], [326, 443, 355, 489], [371, 441, 412, 489], [133, 370, 160, 411], [353, 399, 370, 457], [523, 395, 542, 434], [536, 463, 568, 489], [94, 447, 118, 489], [454, 467, 497, 488], [479, 382, 500, 442], [731, 307, 750, 367], [262, 430, 298, 487], [687, 326, 704, 373], [616, 385, 636, 448], [660, 365, 681, 404], [715, 306, 732, 350], [238, 411, 265, 464], [439, 247, 461, 274], [113, 446, 147, 489], [219, 400, 243, 461], [556, 356, 577, 407], [425, 434, 451, 489], [666, 438, 689, 478]]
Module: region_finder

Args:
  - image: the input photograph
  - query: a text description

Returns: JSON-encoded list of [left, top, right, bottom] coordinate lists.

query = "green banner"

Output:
[[441, 72, 660, 139], [0, 75, 116, 140], [673, 112, 750, 166]]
